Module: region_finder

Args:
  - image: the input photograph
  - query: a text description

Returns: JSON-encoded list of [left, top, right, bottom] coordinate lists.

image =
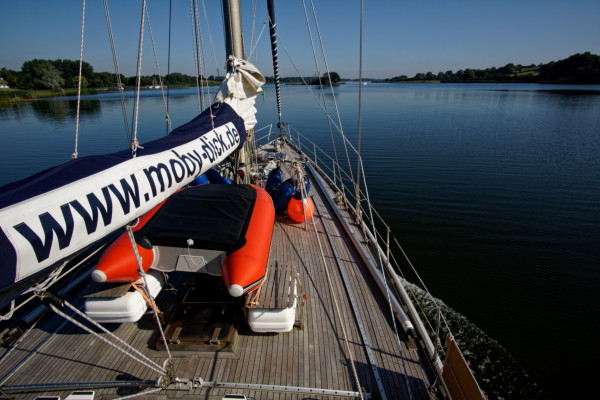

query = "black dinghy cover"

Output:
[[135, 184, 256, 254]]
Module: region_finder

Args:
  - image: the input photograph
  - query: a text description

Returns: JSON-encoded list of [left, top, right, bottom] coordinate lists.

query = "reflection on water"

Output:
[[30, 99, 102, 121]]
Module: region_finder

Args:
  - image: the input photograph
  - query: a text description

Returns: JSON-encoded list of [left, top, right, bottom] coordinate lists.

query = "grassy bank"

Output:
[[0, 82, 220, 105], [0, 88, 108, 104]]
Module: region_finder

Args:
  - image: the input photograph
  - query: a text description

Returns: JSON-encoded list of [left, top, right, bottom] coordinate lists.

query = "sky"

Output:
[[1, 0, 599, 80]]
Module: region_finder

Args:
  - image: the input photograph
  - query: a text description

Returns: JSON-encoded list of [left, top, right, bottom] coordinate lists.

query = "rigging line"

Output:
[[308, 200, 365, 400], [0, 317, 40, 380], [276, 38, 342, 134], [250, 0, 258, 65], [166, 0, 172, 135], [195, 1, 215, 127], [103, 0, 131, 145], [301, 0, 343, 191], [192, 0, 205, 111], [0, 312, 70, 387], [194, 0, 212, 108], [356, 151, 414, 398], [391, 234, 452, 333], [194, 0, 205, 107], [48, 301, 166, 376], [247, 17, 268, 59], [131, 0, 147, 157], [0, 243, 107, 321], [72, 0, 86, 160], [201, 0, 221, 78], [266, 0, 283, 132], [354, 0, 364, 220], [125, 226, 173, 362], [145, 3, 172, 133], [308, 0, 355, 186], [278, 144, 363, 396], [189, 0, 202, 113]]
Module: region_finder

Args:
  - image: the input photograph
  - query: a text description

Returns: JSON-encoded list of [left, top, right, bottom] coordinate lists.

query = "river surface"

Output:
[[1, 82, 599, 399]]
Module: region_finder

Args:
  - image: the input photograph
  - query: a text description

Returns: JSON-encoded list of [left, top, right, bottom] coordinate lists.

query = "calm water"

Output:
[[1, 83, 599, 399]]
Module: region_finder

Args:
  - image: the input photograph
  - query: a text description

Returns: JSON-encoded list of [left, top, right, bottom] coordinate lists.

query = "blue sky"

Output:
[[1, 0, 599, 79]]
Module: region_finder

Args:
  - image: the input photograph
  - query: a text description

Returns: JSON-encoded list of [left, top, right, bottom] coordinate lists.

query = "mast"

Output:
[[266, 0, 283, 136], [222, 0, 245, 66]]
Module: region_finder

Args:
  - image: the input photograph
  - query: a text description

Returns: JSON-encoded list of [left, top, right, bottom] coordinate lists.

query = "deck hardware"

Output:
[[210, 327, 222, 344]]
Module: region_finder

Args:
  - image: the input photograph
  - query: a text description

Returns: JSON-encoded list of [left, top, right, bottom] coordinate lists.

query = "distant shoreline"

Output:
[[0, 83, 220, 105], [3, 80, 599, 105], [370, 80, 600, 85]]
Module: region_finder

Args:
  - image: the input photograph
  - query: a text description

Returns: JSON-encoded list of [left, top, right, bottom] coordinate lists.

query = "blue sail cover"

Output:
[[0, 103, 245, 305]]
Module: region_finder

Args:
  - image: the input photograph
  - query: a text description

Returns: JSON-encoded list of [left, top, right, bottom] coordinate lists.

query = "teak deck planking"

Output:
[[0, 143, 440, 400]]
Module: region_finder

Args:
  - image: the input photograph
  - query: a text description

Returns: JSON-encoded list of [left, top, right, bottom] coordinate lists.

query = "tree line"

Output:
[[264, 72, 341, 85], [0, 59, 221, 90], [384, 52, 600, 84]]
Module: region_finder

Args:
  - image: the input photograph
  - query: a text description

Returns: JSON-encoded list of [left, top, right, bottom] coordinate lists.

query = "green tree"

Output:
[[70, 75, 88, 88], [21, 60, 64, 89], [464, 69, 475, 80], [312, 71, 340, 85], [325, 71, 340, 84]]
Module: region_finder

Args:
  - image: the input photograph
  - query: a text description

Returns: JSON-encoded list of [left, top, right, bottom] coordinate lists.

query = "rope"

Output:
[[125, 225, 172, 361], [0, 243, 108, 321], [307, 0, 355, 186], [144, 3, 172, 133], [190, 0, 203, 112], [131, 281, 164, 323], [103, 0, 132, 145], [354, 0, 364, 220], [266, 0, 283, 131], [72, 0, 86, 160], [308, 213, 364, 400], [194, 0, 211, 108], [247, 17, 269, 60], [277, 144, 364, 399], [48, 301, 166, 376], [131, 0, 147, 158], [166, 0, 172, 135], [0, 300, 15, 321], [201, 0, 221, 78]]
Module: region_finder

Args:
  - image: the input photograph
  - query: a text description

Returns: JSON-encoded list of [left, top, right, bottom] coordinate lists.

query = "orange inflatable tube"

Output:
[[221, 185, 275, 297], [91, 201, 165, 283]]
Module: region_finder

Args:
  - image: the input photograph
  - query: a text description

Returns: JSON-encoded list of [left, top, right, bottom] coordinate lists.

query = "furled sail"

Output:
[[215, 57, 266, 131], [0, 102, 247, 304]]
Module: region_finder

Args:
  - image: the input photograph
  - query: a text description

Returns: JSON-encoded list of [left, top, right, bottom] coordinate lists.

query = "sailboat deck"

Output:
[[0, 144, 439, 400]]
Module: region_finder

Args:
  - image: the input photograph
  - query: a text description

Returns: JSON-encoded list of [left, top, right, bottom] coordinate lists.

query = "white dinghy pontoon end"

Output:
[[84, 270, 164, 323]]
